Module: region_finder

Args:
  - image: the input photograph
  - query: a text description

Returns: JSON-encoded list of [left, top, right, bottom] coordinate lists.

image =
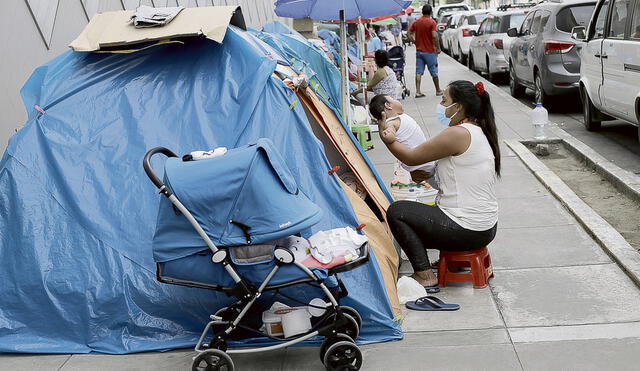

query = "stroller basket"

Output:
[[143, 139, 370, 371]]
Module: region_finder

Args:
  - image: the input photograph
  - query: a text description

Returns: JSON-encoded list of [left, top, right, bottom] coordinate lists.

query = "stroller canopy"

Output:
[[154, 138, 323, 261]]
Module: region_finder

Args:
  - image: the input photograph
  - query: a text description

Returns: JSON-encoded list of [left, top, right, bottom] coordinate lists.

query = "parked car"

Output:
[[506, 0, 596, 106], [435, 2, 472, 20], [450, 9, 493, 64], [437, 13, 454, 49], [574, 0, 640, 139], [442, 12, 466, 53], [468, 9, 529, 80]]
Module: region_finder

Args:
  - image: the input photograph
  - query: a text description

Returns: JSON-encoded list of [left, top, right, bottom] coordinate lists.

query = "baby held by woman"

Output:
[[369, 94, 435, 183]]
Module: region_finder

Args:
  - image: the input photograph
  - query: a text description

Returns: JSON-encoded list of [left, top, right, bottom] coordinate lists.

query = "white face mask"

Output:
[[435, 103, 457, 126]]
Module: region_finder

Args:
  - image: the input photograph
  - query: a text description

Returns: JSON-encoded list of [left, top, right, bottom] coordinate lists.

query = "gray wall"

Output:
[[0, 0, 290, 152]]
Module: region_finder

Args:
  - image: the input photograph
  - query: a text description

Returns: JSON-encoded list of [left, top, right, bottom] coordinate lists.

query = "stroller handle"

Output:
[[143, 147, 178, 190]]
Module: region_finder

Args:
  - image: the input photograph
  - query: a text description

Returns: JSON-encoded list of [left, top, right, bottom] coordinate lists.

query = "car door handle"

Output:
[[530, 45, 535, 51], [594, 54, 607, 59]]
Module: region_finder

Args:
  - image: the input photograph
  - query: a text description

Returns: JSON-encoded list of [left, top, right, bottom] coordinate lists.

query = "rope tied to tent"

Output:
[[34, 105, 46, 115], [289, 100, 299, 110]]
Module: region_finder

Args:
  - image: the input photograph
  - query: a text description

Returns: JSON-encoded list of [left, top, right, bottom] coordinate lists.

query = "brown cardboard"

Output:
[[69, 6, 246, 52]]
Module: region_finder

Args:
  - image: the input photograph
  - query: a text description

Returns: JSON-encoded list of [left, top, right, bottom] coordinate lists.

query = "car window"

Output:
[[631, 0, 640, 39], [438, 6, 468, 17], [468, 13, 489, 25], [457, 16, 466, 28], [492, 17, 501, 33], [478, 19, 490, 34], [592, 2, 609, 39], [556, 4, 597, 33], [607, 0, 631, 38], [520, 10, 536, 35], [530, 11, 543, 34], [508, 13, 527, 31]]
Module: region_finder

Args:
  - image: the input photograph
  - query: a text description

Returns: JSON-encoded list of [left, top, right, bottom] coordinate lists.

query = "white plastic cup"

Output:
[[281, 309, 312, 338]]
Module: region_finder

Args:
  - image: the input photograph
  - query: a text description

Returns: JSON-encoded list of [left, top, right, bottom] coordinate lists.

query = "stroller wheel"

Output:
[[192, 349, 234, 371], [336, 313, 360, 341], [319, 333, 354, 363], [339, 306, 362, 331], [322, 341, 363, 371]]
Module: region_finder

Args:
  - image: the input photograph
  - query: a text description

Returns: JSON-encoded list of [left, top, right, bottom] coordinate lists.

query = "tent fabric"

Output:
[[154, 138, 323, 260], [254, 27, 393, 208], [0, 26, 401, 354], [253, 29, 342, 112]]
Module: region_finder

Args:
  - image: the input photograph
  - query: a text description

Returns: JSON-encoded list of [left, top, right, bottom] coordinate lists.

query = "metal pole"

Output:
[[339, 10, 350, 126]]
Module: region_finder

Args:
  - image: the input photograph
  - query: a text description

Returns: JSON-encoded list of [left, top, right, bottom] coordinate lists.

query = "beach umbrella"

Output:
[[274, 0, 411, 125]]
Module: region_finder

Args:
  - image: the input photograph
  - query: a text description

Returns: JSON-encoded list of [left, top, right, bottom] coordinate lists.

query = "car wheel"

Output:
[[581, 88, 602, 131], [534, 72, 548, 106], [509, 63, 525, 98], [459, 47, 467, 64], [486, 56, 494, 82]]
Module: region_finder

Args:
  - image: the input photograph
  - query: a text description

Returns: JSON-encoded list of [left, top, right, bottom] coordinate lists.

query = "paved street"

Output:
[[3, 49, 640, 371]]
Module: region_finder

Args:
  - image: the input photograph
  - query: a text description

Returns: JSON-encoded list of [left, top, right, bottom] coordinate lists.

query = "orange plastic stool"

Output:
[[437, 247, 494, 289]]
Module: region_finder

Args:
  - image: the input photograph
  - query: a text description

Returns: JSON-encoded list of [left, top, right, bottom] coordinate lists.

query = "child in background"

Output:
[[369, 94, 435, 183]]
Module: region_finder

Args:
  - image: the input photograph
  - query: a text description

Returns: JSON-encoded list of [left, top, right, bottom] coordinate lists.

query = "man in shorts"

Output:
[[408, 4, 442, 97]]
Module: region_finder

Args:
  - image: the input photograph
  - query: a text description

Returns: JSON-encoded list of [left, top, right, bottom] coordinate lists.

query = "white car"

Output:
[[435, 2, 472, 20], [575, 0, 640, 140], [441, 13, 466, 53], [449, 9, 492, 64], [468, 9, 528, 80]]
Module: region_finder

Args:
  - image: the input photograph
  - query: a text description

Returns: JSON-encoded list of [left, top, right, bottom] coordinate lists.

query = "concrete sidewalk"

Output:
[[4, 51, 640, 371]]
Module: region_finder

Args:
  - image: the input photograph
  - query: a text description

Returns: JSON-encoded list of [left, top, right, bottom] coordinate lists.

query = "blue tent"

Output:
[[0, 26, 402, 354]]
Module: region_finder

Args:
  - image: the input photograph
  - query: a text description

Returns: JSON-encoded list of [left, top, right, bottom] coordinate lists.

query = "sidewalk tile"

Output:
[[0, 354, 70, 371], [491, 264, 640, 327], [498, 195, 576, 228], [490, 224, 611, 270], [361, 343, 522, 371], [60, 351, 190, 371], [515, 338, 640, 371], [401, 287, 503, 332]]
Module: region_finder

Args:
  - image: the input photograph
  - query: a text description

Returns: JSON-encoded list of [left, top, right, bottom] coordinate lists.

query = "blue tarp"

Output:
[[0, 26, 402, 354]]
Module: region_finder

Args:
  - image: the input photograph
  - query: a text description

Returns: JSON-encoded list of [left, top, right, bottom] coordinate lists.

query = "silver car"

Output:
[[468, 10, 529, 81], [506, 0, 597, 106]]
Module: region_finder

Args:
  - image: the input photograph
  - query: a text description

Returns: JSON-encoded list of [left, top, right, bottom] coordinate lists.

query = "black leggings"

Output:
[[387, 200, 497, 272]]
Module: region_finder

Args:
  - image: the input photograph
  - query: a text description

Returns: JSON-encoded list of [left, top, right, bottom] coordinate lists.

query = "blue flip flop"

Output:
[[424, 284, 440, 294], [405, 296, 460, 311]]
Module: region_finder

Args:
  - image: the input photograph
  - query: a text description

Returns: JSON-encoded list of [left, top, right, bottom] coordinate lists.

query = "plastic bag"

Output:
[[397, 276, 426, 304]]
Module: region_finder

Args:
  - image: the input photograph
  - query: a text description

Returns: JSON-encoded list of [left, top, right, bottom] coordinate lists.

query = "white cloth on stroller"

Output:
[[308, 228, 367, 264]]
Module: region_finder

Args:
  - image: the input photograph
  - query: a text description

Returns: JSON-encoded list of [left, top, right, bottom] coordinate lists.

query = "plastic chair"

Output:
[[437, 247, 494, 289]]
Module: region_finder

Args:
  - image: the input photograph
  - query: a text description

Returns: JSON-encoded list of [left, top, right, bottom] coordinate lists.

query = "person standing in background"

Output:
[[408, 4, 443, 97]]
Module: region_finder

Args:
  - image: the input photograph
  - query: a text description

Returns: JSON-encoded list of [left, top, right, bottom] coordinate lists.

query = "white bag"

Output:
[[397, 276, 426, 304]]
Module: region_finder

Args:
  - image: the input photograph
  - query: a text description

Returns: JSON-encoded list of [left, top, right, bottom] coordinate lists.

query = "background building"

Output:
[[0, 0, 288, 152]]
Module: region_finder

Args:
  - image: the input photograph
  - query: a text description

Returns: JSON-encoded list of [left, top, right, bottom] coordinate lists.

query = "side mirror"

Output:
[[571, 26, 586, 41], [506, 28, 518, 37], [470, 30, 478, 36]]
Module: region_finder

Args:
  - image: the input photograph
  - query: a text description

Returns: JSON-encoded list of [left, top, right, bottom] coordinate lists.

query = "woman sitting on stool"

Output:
[[379, 80, 500, 293]]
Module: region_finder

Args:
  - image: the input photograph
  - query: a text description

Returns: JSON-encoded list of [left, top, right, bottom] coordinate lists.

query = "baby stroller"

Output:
[[388, 46, 411, 99], [143, 138, 370, 371]]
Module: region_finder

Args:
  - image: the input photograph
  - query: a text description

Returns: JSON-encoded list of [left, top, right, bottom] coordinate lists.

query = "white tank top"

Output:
[[435, 123, 498, 231]]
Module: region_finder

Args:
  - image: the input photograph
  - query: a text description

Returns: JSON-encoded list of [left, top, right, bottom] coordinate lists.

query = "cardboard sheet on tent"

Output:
[[69, 6, 246, 52], [297, 87, 391, 222]]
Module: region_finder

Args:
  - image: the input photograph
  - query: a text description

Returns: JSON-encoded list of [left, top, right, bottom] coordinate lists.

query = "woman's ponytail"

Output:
[[448, 80, 501, 176]]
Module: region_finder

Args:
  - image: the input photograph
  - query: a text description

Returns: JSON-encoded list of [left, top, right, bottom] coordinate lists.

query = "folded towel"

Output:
[[129, 5, 184, 28]]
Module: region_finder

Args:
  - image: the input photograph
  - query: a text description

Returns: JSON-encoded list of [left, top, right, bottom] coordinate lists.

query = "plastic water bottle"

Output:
[[531, 103, 548, 140]]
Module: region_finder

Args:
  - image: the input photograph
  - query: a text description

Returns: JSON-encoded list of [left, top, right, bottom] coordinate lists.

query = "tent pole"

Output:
[[339, 10, 350, 127]]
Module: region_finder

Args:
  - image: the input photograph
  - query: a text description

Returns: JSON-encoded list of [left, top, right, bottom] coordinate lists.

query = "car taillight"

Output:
[[544, 41, 575, 54], [462, 28, 472, 37], [494, 39, 504, 49]]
